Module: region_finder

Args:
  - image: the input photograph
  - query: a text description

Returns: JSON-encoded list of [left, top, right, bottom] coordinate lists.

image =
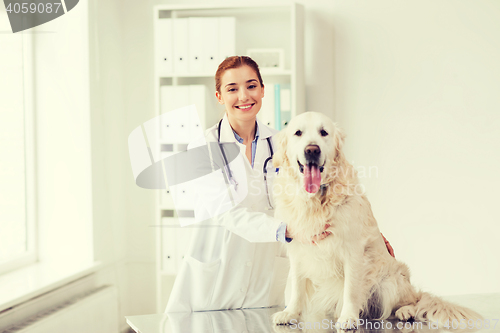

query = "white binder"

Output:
[[161, 86, 199, 143], [160, 151, 175, 209], [257, 83, 275, 128], [162, 217, 178, 275], [160, 86, 176, 142], [173, 183, 191, 210], [161, 187, 175, 209], [218, 17, 236, 61], [172, 87, 190, 144], [280, 85, 291, 128], [188, 85, 206, 137], [188, 17, 204, 73], [155, 18, 173, 76], [173, 18, 189, 74], [176, 223, 193, 271], [202, 17, 220, 73]]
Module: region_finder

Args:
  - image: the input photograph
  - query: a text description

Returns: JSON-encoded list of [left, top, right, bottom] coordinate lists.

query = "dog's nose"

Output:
[[304, 145, 321, 161]]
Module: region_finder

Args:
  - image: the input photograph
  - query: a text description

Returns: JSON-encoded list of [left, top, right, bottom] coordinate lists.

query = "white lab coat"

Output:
[[165, 114, 289, 312]]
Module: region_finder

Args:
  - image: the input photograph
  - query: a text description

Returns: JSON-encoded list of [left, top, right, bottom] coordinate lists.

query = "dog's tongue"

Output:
[[304, 164, 321, 193]]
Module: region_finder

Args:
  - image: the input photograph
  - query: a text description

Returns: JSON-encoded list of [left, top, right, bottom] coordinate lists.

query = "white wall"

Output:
[[87, 0, 157, 329], [118, 2, 500, 318], [330, 0, 500, 296], [34, 0, 93, 268]]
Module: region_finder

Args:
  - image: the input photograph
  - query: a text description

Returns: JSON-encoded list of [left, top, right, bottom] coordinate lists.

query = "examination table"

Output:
[[126, 293, 500, 333]]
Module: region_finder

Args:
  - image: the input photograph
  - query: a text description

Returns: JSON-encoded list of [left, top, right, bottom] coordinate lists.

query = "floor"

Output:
[[126, 293, 500, 333]]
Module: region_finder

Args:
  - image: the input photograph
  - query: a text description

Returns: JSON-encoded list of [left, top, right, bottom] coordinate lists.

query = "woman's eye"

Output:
[[248, 85, 256, 89], [320, 129, 328, 136], [294, 130, 302, 137], [228, 88, 236, 92]]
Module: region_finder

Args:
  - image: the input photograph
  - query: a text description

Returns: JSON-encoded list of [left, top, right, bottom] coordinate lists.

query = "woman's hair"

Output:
[[215, 56, 264, 93]]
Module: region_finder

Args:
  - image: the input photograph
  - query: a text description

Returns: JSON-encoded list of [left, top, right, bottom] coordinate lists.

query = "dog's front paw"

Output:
[[272, 310, 300, 325], [395, 305, 416, 321], [336, 316, 359, 331]]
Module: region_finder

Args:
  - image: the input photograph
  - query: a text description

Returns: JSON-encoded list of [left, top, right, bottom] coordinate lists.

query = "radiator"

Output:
[[1, 285, 119, 333]]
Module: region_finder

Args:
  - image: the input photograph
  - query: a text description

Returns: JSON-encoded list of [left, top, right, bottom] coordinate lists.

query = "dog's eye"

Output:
[[294, 130, 302, 137], [320, 129, 328, 137]]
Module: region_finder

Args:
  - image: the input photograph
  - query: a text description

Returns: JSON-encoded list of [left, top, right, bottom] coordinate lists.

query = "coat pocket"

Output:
[[268, 256, 290, 307], [184, 256, 222, 311]]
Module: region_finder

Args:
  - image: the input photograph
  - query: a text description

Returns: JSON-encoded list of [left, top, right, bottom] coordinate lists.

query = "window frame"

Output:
[[0, 30, 37, 275]]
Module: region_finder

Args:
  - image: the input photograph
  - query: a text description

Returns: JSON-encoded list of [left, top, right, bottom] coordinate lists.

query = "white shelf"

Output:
[[158, 69, 292, 79], [154, 2, 296, 11]]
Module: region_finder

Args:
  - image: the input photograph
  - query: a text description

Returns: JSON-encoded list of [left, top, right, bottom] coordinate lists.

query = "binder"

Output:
[[162, 217, 178, 275], [161, 187, 175, 209], [173, 183, 191, 210], [172, 87, 190, 144], [161, 86, 205, 143], [188, 17, 204, 73], [257, 83, 275, 128], [274, 84, 281, 130], [280, 84, 291, 128], [155, 18, 173, 76], [160, 86, 176, 142], [281, 111, 291, 128], [176, 223, 193, 270], [188, 85, 206, 137], [202, 17, 220, 73], [218, 17, 236, 61], [160, 151, 175, 209], [173, 18, 189, 74]]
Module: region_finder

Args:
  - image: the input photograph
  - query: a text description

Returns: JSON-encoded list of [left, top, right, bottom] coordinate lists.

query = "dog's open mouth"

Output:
[[298, 161, 324, 194]]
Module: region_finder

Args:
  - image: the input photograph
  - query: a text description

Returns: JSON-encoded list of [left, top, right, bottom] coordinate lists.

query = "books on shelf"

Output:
[[258, 83, 275, 129], [159, 84, 207, 143], [257, 83, 291, 130], [274, 84, 281, 130], [280, 84, 291, 129], [156, 17, 236, 76], [161, 216, 193, 275], [155, 18, 173, 76]]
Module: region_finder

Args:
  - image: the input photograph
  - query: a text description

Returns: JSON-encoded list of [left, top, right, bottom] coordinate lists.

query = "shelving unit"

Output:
[[153, 2, 304, 312]]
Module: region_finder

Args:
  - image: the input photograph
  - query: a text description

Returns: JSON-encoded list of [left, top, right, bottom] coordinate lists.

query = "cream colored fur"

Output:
[[271, 112, 482, 330]]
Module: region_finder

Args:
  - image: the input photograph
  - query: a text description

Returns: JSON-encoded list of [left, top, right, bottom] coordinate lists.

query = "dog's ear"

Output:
[[271, 130, 289, 168], [333, 124, 346, 162]]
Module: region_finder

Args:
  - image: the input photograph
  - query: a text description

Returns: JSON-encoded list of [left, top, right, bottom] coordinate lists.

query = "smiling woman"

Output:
[[165, 56, 293, 313]]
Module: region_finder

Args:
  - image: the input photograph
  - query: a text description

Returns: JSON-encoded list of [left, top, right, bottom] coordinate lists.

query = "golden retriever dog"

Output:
[[271, 112, 481, 330]]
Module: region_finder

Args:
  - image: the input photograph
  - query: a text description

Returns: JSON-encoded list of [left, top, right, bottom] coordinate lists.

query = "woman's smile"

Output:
[[235, 103, 256, 111]]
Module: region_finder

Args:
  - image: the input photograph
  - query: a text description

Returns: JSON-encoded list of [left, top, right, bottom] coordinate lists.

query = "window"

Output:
[[0, 10, 36, 275]]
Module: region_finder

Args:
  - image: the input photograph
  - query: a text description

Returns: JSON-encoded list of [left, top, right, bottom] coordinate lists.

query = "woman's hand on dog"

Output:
[[285, 224, 332, 245], [285, 227, 395, 254], [311, 224, 332, 245]]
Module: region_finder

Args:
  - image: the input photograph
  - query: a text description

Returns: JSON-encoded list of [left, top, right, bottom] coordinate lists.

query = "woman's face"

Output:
[[216, 65, 264, 123]]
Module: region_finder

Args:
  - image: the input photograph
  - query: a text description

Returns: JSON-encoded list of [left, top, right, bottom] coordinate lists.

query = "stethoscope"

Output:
[[217, 119, 276, 209]]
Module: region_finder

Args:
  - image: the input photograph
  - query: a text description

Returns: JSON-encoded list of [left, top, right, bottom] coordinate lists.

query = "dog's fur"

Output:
[[271, 112, 481, 329]]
